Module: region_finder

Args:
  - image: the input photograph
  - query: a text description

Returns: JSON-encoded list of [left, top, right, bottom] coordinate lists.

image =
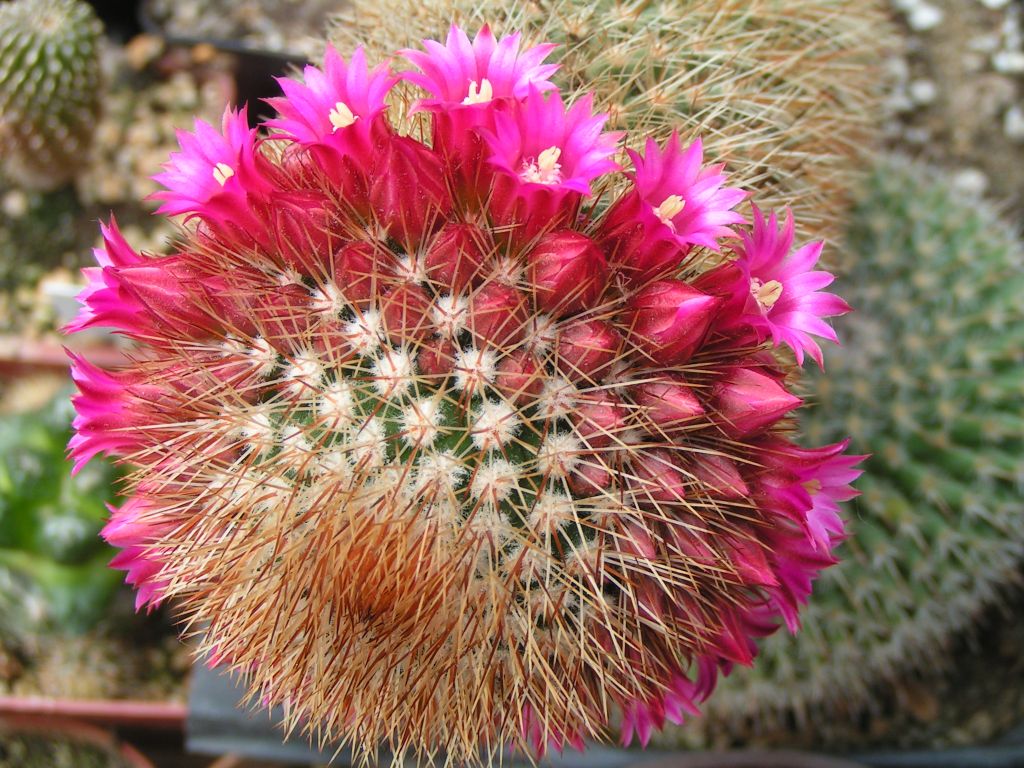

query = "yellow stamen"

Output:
[[520, 146, 563, 185], [462, 78, 494, 105], [329, 101, 358, 132], [751, 278, 784, 311], [802, 478, 822, 494], [212, 162, 234, 186], [654, 195, 685, 230]]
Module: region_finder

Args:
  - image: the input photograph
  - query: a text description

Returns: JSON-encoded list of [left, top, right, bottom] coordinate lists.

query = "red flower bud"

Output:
[[468, 282, 528, 348], [252, 283, 314, 353], [690, 453, 749, 499], [631, 377, 705, 432], [554, 319, 621, 382], [573, 394, 628, 449], [333, 242, 394, 308], [712, 367, 802, 438], [381, 283, 433, 344], [369, 135, 450, 247], [630, 448, 687, 504], [418, 337, 457, 378], [725, 535, 778, 587], [569, 462, 612, 497], [527, 230, 608, 317], [425, 222, 489, 292], [495, 349, 543, 405], [624, 280, 721, 365]]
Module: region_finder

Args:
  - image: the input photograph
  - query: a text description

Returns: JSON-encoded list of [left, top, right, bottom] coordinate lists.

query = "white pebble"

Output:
[[1004, 104, 1024, 141], [908, 79, 938, 104]]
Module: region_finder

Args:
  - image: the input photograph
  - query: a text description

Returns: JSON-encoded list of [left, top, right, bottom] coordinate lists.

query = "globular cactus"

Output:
[[0, 390, 123, 639], [0, 0, 103, 190], [674, 156, 1024, 747], [66, 29, 861, 764], [330, 0, 892, 245]]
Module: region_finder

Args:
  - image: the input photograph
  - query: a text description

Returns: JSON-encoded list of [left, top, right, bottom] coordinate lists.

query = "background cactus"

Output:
[[330, 0, 892, 245], [668, 155, 1024, 747], [0, 0, 103, 190], [0, 389, 124, 639]]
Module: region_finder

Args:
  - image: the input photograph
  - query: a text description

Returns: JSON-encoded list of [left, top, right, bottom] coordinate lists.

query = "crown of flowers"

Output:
[[67, 24, 861, 765]]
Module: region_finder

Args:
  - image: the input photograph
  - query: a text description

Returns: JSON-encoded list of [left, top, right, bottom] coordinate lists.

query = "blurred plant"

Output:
[[676, 155, 1024, 745], [0, 0, 103, 191], [67, 28, 861, 763], [0, 390, 123, 641], [331, 0, 892, 245]]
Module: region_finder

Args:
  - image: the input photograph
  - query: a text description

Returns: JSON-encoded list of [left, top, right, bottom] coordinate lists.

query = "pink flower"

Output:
[[483, 87, 621, 239], [602, 133, 746, 285], [151, 106, 276, 233], [527, 230, 609, 317], [103, 495, 170, 610], [264, 46, 396, 155], [624, 280, 722, 365], [401, 25, 558, 108], [730, 206, 851, 367]]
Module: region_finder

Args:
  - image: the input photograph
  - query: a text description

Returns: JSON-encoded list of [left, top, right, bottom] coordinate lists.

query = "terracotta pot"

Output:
[[0, 712, 157, 768]]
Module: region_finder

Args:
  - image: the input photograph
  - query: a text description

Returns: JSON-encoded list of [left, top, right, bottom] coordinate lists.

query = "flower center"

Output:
[[462, 78, 494, 105], [654, 195, 685, 230], [212, 162, 235, 186], [520, 146, 563, 185], [750, 278, 784, 311], [329, 101, 358, 131]]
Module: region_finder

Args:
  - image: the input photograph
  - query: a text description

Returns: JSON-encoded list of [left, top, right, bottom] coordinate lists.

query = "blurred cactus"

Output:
[[0, 391, 123, 639], [331, 0, 892, 244], [675, 156, 1024, 745], [0, 0, 103, 190]]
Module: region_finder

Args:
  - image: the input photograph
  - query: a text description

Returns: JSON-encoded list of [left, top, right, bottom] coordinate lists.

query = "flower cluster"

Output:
[[67, 25, 860, 764]]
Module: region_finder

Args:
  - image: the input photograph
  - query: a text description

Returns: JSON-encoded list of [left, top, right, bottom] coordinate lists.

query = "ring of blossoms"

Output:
[[68, 25, 862, 765]]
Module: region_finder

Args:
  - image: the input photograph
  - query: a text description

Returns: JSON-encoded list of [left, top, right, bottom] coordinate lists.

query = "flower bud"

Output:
[[712, 367, 802, 438], [425, 222, 489, 292], [631, 377, 704, 432], [495, 349, 543, 405], [333, 242, 392, 307], [630, 448, 687, 504], [468, 282, 528, 348], [568, 462, 612, 496], [554, 319, 621, 382], [573, 394, 627, 449], [381, 283, 433, 344], [418, 337, 457, 378], [624, 280, 721, 365], [527, 230, 608, 317], [369, 135, 450, 247], [690, 453, 749, 499], [725, 535, 777, 587]]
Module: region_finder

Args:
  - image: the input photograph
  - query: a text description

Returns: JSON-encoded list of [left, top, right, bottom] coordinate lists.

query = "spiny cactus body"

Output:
[[331, 0, 891, 245], [675, 156, 1024, 746], [66, 29, 861, 765], [0, 0, 103, 190]]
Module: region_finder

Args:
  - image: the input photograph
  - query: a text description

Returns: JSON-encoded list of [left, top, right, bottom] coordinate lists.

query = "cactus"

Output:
[[0, 0, 103, 190], [669, 156, 1024, 746], [330, 0, 892, 245], [0, 389, 124, 640], [65, 31, 862, 763]]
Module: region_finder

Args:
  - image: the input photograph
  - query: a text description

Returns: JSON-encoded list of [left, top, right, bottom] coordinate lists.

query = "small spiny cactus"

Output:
[[0, 0, 103, 190], [674, 156, 1024, 745], [66, 29, 862, 764], [330, 0, 892, 245]]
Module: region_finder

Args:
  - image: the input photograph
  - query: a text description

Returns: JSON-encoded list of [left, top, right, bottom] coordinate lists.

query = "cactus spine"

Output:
[[0, 0, 103, 190], [330, 0, 892, 244]]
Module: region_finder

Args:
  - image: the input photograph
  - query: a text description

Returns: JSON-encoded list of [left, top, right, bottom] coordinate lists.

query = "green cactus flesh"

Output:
[[0, 0, 102, 190], [0, 390, 123, 638], [667, 156, 1024, 746]]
